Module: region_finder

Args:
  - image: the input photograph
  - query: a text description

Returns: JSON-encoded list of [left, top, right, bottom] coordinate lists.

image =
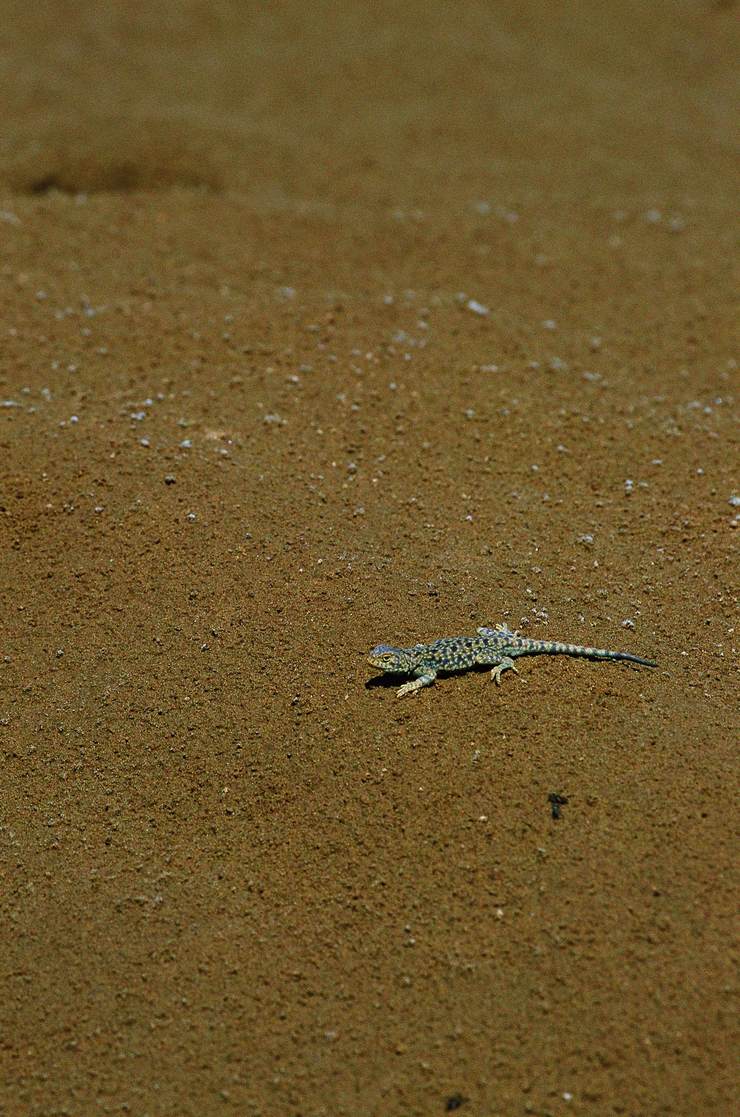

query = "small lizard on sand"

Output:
[[368, 624, 657, 697]]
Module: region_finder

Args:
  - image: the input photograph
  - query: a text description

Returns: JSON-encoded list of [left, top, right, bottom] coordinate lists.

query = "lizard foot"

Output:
[[478, 623, 519, 638], [396, 672, 436, 698], [490, 657, 518, 686]]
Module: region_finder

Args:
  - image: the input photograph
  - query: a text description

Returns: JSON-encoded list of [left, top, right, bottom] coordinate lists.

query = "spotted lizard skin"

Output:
[[368, 624, 657, 697]]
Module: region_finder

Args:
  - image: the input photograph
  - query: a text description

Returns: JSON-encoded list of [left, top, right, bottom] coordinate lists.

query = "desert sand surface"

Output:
[[1, 3, 738, 1115]]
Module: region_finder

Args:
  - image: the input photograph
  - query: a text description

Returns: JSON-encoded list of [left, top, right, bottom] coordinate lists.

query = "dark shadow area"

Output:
[[16, 160, 220, 195]]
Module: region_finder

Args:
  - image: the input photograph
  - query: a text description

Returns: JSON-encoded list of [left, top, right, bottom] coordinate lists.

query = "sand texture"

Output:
[[1, 3, 737, 1115]]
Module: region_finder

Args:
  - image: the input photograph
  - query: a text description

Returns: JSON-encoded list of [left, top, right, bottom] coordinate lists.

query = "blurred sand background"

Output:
[[1, 2, 737, 1114]]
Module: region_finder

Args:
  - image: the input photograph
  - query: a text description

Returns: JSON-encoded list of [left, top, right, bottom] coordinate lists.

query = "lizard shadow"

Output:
[[365, 674, 399, 690], [365, 664, 492, 690]]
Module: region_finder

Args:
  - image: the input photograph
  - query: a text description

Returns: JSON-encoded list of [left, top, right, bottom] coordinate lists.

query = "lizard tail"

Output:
[[518, 640, 657, 667]]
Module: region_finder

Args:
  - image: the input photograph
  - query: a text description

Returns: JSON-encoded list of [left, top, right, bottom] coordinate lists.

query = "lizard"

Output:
[[367, 623, 657, 697]]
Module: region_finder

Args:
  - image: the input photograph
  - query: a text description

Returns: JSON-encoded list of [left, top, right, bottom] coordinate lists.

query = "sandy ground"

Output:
[[1, 3, 738, 1115]]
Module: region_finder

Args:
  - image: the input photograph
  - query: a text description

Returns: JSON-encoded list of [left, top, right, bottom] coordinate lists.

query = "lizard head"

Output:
[[368, 644, 418, 674]]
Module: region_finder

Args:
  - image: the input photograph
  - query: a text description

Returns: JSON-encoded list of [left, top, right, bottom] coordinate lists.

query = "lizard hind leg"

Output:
[[478, 623, 519, 638], [489, 656, 518, 686]]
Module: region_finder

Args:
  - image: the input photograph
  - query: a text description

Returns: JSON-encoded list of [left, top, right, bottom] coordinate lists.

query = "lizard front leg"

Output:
[[397, 669, 437, 698]]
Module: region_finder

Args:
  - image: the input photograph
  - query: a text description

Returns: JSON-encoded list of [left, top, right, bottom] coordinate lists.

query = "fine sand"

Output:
[[1, 4, 737, 1115]]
